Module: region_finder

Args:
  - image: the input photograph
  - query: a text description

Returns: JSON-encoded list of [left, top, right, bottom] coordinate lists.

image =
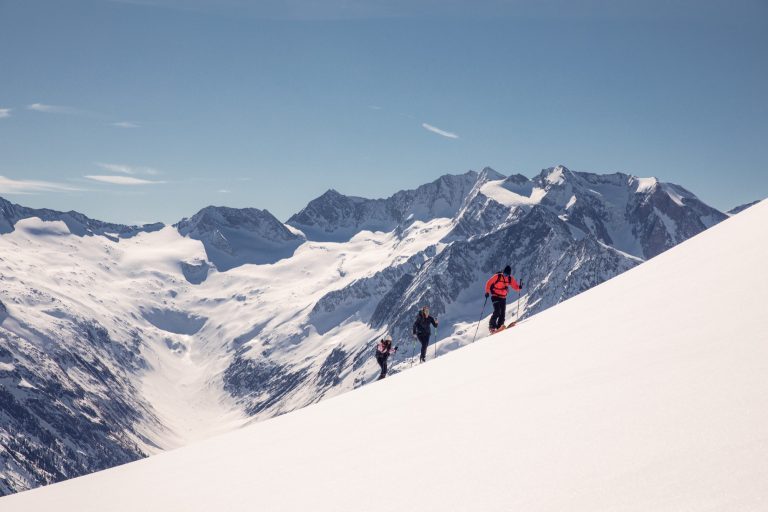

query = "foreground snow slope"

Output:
[[3, 200, 767, 511]]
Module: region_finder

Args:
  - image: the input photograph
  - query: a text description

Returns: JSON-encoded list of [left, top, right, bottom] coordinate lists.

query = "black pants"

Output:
[[417, 334, 430, 361], [376, 355, 388, 380], [489, 296, 507, 330]]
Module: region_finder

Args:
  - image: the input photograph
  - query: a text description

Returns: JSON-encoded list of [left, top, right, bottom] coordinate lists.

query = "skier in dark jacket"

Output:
[[375, 338, 397, 380], [484, 265, 522, 333], [412, 305, 438, 363]]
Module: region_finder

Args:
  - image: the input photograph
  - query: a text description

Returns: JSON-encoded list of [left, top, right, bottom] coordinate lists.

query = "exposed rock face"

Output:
[[180, 259, 211, 285], [223, 355, 310, 416], [0, 319, 150, 497]]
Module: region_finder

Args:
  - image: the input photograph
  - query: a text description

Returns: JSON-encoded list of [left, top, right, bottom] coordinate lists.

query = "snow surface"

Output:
[[17, 378, 35, 389], [660, 182, 690, 207], [544, 166, 566, 185], [0, 213, 455, 453], [479, 178, 546, 207], [633, 176, 658, 193], [0, 219, 248, 450], [3, 201, 766, 511]]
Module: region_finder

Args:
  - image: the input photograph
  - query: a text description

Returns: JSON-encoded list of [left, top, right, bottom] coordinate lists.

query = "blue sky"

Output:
[[0, 0, 766, 224]]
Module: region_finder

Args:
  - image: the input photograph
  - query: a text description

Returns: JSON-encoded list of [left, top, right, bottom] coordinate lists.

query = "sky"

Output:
[[0, 0, 766, 225]]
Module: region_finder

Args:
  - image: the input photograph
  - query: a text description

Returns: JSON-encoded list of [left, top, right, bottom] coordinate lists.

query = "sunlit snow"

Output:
[[4, 200, 765, 512]]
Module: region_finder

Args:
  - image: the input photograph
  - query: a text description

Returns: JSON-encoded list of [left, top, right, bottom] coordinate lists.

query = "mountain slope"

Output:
[[0, 219, 246, 495], [286, 169, 491, 241], [175, 206, 303, 271], [0, 197, 162, 240], [4, 199, 766, 512], [728, 200, 760, 215], [309, 165, 725, 357], [0, 167, 736, 495]]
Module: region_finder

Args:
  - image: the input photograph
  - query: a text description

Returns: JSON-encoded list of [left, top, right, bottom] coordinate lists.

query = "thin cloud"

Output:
[[369, 105, 383, 110], [0, 108, 11, 119], [84, 175, 165, 185], [421, 122, 459, 139], [0, 176, 82, 194], [111, 121, 140, 128], [96, 163, 134, 174], [218, 189, 232, 194], [95, 162, 159, 175], [27, 103, 80, 114]]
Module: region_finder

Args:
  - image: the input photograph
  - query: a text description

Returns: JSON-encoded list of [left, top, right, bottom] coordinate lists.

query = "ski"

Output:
[[490, 321, 517, 335]]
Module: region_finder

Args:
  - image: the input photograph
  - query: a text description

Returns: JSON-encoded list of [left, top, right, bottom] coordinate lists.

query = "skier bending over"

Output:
[[375, 337, 398, 380], [484, 265, 522, 333], [412, 305, 438, 363]]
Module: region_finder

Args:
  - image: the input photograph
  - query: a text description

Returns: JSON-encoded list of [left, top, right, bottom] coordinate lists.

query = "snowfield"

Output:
[[2, 200, 765, 511]]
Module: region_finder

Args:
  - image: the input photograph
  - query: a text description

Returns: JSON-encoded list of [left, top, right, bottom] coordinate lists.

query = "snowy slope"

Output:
[[3, 200, 766, 512], [0, 206, 455, 493], [0, 167, 736, 495]]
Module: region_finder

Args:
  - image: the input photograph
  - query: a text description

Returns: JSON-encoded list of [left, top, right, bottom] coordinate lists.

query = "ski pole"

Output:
[[471, 296, 488, 343], [392, 345, 401, 375], [433, 325, 438, 359]]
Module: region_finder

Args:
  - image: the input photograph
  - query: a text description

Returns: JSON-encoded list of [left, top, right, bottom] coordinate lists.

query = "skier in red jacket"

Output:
[[484, 265, 522, 333]]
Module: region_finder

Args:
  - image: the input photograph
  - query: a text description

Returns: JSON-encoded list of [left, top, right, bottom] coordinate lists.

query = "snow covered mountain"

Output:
[[286, 169, 486, 241], [310, 166, 727, 351], [175, 206, 303, 271], [0, 196, 163, 240], [3, 196, 765, 512], [0, 166, 739, 496]]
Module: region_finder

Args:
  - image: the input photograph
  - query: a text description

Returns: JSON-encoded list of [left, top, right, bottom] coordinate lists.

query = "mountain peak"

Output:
[[502, 173, 531, 185], [538, 165, 572, 186], [319, 188, 344, 199], [176, 205, 303, 271], [177, 205, 286, 231], [287, 170, 483, 241], [631, 176, 659, 194], [478, 167, 506, 181]]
